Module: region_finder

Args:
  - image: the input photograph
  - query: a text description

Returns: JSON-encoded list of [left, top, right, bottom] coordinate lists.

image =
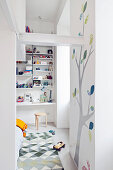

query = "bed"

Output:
[[16, 126, 23, 161]]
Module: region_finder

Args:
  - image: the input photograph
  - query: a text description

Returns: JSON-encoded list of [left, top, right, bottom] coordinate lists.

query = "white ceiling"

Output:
[[26, 0, 63, 22]]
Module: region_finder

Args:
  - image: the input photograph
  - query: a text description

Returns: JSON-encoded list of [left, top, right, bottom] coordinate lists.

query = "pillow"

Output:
[[16, 119, 27, 137]]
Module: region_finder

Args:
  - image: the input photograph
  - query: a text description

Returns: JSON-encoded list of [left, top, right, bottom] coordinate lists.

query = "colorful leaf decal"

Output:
[[80, 13, 83, 20], [72, 54, 74, 59], [73, 88, 77, 97], [78, 32, 82, 36], [85, 15, 89, 24], [81, 50, 87, 63], [90, 106, 94, 111], [89, 34, 93, 45], [72, 49, 75, 59], [87, 161, 90, 170], [82, 166, 87, 170], [89, 122, 94, 130], [81, 4, 84, 13], [83, 1, 87, 13], [89, 130, 92, 142], [87, 85, 95, 95]]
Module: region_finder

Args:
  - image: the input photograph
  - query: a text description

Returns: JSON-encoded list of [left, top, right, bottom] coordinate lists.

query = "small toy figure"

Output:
[[48, 49, 53, 54], [33, 48, 36, 53], [17, 96, 24, 102], [49, 130, 55, 135], [26, 26, 31, 33], [53, 142, 65, 151], [37, 59, 40, 64]]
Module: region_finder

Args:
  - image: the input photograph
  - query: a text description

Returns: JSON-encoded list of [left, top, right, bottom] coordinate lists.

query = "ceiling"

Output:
[[26, 0, 62, 23]]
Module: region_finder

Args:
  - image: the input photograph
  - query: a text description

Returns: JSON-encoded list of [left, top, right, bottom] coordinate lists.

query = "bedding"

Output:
[[16, 126, 23, 161], [16, 119, 27, 137]]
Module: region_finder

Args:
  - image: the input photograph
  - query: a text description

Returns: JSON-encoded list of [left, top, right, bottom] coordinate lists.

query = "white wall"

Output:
[[0, 5, 16, 170], [56, 46, 70, 128], [95, 0, 113, 169], [10, 0, 26, 32], [57, 0, 70, 36], [26, 19, 55, 34], [56, 0, 70, 128]]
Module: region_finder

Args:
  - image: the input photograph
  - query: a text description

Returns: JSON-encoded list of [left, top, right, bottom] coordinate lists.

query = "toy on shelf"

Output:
[[47, 73, 52, 79], [33, 48, 36, 53], [53, 142, 65, 151], [26, 48, 32, 53], [49, 61, 53, 65], [17, 96, 24, 103], [37, 59, 40, 64], [33, 80, 41, 87], [48, 65, 53, 71], [48, 49, 53, 54], [26, 26, 31, 33], [48, 90, 52, 103], [40, 92, 48, 103], [16, 81, 32, 88]]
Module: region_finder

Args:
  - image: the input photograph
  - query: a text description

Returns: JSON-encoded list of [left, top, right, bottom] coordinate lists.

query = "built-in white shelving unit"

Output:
[[16, 45, 55, 105]]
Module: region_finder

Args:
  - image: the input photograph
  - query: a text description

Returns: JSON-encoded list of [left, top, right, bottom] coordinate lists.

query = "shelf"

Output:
[[33, 64, 51, 66], [26, 53, 53, 56], [16, 75, 32, 77], [16, 86, 53, 89], [33, 85, 54, 88], [16, 88, 33, 89], [33, 70, 53, 73], [33, 79, 52, 81], [34, 58, 53, 60], [16, 102, 56, 106]]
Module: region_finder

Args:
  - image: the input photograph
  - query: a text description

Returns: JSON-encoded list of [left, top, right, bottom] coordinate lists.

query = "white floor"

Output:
[[27, 123, 77, 170]]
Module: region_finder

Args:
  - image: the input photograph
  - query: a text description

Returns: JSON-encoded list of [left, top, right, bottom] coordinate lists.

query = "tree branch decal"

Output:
[[72, 34, 94, 167]]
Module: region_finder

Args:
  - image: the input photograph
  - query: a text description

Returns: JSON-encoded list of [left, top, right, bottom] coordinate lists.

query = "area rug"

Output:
[[17, 132, 64, 170]]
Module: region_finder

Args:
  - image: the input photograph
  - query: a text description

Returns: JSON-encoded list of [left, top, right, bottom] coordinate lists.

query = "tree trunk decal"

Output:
[[72, 34, 94, 167]]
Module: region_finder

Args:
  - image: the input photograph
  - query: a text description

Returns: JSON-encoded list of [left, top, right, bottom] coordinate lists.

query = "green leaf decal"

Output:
[[73, 88, 76, 97], [85, 15, 89, 24], [89, 34, 93, 45], [81, 50, 87, 63], [90, 106, 94, 111], [81, 4, 84, 12], [72, 54, 74, 59], [72, 49, 75, 59], [83, 1, 87, 13]]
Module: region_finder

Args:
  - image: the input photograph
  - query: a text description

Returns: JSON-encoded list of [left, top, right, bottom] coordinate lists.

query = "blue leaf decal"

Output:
[[80, 13, 83, 20], [87, 85, 95, 95], [89, 122, 94, 130], [90, 106, 94, 111], [73, 49, 75, 55]]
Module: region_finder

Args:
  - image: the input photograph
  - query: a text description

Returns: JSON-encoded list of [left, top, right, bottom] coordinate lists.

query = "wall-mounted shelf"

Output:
[[34, 70, 53, 73], [16, 102, 56, 106], [16, 75, 32, 77], [26, 53, 53, 56], [33, 64, 51, 66]]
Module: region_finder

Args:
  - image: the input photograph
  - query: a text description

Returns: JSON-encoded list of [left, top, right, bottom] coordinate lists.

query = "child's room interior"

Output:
[[0, 0, 95, 170], [16, 1, 73, 169]]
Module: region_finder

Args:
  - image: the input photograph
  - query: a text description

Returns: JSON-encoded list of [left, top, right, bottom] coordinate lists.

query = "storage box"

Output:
[[26, 66, 32, 70]]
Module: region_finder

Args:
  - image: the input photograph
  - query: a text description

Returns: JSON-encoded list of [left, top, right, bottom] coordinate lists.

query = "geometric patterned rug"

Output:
[[17, 132, 64, 170]]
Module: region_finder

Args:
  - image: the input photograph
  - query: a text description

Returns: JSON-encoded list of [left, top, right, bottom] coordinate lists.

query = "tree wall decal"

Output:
[[72, 34, 94, 167], [78, 1, 89, 36]]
